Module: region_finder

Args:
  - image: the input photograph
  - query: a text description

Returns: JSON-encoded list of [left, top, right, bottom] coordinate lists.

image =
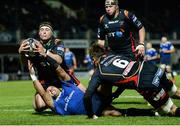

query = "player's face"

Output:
[[105, 5, 117, 16], [39, 26, 53, 42]]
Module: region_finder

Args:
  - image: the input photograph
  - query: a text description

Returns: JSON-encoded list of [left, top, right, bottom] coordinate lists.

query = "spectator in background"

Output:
[[160, 36, 175, 83], [145, 42, 159, 65], [83, 49, 94, 78], [64, 48, 77, 74]]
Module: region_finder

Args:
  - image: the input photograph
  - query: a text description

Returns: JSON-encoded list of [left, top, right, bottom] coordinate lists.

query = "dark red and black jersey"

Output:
[[97, 9, 143, 60], [28, 39, 66, 89]]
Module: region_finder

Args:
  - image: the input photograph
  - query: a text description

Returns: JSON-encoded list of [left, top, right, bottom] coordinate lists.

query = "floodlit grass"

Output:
[[0, 75, 180, 125]]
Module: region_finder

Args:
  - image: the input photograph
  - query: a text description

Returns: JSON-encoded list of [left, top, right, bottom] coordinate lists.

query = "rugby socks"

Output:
[[122, 108, 156, 116], [175, 108, 180, 117]]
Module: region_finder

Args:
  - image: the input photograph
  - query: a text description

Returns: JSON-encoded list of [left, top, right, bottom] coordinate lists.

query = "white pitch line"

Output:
[[120, 96, 143, 98], [0, 109, 34, 112]]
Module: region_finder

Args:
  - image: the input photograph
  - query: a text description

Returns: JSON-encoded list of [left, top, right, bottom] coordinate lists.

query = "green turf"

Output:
[[1, 75, 180, 125]]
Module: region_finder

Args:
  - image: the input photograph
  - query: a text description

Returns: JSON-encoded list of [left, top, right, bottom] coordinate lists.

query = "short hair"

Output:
[[39, 22, 53, 31], [105, 0, 118, 6], [89, 42, 105, 59]]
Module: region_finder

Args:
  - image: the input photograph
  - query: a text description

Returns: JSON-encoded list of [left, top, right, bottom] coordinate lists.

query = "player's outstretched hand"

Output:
[[135, 44, 145, 57], [18, 40, 30, 54]]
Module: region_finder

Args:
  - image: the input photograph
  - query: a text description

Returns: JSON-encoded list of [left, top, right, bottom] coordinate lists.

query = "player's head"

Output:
[[161, 36, 167, 43], [105, 0, 119, 16], [146, 42, 152, 49], [38, 22, 54, 42], [89, 42, 105, 64]]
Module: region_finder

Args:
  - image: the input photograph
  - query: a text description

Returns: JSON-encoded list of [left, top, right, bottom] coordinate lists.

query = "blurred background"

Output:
[[0, 0, 180, 81]]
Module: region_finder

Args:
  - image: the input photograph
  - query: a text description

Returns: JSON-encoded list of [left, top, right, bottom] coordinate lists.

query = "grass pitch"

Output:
[[0, 75, 180, 125]]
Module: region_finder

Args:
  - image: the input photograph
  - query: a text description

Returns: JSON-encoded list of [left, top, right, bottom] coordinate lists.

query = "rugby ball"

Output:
[[25, 38, 38, 57]]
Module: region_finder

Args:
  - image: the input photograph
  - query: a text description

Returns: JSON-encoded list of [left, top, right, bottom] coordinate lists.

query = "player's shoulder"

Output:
[[166, 41, 173, 45], [54, 38, 63, 44], [121, 9, 129, 18], [99, 14, 106, 23]]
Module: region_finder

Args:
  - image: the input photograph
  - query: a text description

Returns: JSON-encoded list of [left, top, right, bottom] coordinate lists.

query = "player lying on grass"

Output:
[[28, 59, 122, 118], [84, 43, 180, 118]]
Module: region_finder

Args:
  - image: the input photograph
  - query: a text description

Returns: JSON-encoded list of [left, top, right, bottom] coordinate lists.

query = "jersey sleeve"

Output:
[[125, 10, 143, 30], [52, 42, 65, 58], [83, 70, 101, 117], [97, 15, 106, 40]]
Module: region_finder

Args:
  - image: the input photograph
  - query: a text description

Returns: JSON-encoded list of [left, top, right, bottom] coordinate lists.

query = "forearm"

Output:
[[139, 27, 145, 44], [46, 51, 63, 64], [33, 80, 54, 108]]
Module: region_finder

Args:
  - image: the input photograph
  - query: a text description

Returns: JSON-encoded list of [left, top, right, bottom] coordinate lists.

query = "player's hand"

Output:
[[35, 42, 46, 57], [28, 60, 37, 81], [135, 44, 145, 57], [18, 40, 30, 54]]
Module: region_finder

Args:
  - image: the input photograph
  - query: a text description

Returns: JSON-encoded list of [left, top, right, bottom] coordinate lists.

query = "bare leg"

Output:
[[32, 93, 47, 112]]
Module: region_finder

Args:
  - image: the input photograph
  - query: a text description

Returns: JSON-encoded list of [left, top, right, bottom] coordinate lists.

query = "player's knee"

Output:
[[160, 64, 166, 70], [158, 98, 174, 115], [168, 84, 177, 97], [175, 107, 180, 117], [166, 66, 171, 72], [33, 93, 47, 112]]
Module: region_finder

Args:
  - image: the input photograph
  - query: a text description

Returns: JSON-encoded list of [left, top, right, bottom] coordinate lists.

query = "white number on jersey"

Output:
[[112, 59, 129, 69]]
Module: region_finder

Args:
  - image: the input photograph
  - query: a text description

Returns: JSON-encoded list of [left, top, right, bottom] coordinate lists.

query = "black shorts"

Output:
[[138, 61, 163, 91], [137, 61, 171, 108]]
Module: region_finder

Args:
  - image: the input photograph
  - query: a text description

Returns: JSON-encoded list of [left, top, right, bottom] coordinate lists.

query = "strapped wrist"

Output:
[[138, 42, 144, 46], [30, 74, 37, 81]]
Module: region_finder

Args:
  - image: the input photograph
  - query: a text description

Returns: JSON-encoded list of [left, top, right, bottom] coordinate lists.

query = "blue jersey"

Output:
[[53, 80, 102, 115], [160, 41, 174, 65], [145, 48, 158, 65], [84, 54, 94, 70], [64, 51, 75, 69]]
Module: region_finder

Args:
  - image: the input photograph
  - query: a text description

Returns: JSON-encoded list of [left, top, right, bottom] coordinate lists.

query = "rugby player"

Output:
[[18, 22, 85, 112], [145, 42, 159, 65], [28, 58, 121, 118], [64, 48, 77, 74], [160, 36, 175, 83], [84, 43, 180, 118], [97, 0, 145, 60]]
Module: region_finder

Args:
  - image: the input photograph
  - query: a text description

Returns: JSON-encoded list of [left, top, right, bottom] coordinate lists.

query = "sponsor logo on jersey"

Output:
[[123, 61, 135, 76], [152, 68, 164, 87], [64, 90, 75, 111]]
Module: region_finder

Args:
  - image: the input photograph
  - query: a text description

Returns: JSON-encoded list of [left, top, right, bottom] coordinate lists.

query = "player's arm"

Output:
[[72, 54, 77, 70], [125, 10, 145, 56], [97, 15, 106, 48], [18, 39, 31, 68], [35, 42, 64, 64], [28, 62, 54, 109], [83, 71, 101, 118], [164, 45, 175, 54]]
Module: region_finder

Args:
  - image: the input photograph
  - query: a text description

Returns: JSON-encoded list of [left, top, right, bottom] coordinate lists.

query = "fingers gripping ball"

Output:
[[25, 38, 39, 57]]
